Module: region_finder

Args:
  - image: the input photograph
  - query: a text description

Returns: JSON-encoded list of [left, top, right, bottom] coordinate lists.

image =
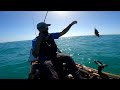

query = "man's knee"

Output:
[[43, 60, 53, 67], [62, 55, 74, 63], [43, 60, 56, 72], [43, 60, 59, 79], [57, 53, 73, 60], [65, 55, 72, 59]]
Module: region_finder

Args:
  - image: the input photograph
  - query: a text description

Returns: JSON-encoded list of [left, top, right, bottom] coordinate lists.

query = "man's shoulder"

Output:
[[32, 37, 38, 42], [49, 32, 60, 39], [50, 32, 60, 37]]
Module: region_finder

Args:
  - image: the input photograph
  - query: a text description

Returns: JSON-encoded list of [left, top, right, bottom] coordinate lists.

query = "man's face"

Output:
[[39, 26, 48, 33]]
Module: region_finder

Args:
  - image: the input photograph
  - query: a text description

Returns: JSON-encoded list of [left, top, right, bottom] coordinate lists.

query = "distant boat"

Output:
[[95, 28, 100, 37]]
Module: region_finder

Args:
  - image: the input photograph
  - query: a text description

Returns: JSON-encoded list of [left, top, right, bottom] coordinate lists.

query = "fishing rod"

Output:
[[44, 11, 48, 23], [32, 11, 49, 37]]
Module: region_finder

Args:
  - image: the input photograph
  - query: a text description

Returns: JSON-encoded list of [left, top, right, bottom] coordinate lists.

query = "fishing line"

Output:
[[32, 16, 37, 37]]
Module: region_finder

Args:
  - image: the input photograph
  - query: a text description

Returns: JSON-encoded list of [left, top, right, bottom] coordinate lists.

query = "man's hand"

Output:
[[70, 21, 77, 25]]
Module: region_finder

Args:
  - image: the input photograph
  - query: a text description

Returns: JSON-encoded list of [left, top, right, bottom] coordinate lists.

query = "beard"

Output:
[[43, 30, 48, 34], [39, 30, 48, 35], [38, 27, 49, 35]]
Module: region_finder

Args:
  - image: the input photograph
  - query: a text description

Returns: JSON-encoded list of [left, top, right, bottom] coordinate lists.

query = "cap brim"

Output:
[[46, 24, 51, 26]]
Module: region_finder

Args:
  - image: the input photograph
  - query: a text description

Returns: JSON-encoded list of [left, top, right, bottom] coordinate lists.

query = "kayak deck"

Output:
[[28, 62, 120, 79], [75, 63, 120, 79]]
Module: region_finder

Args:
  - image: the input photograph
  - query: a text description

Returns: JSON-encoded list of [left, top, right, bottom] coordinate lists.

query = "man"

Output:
[[30, 21, 81, 79]]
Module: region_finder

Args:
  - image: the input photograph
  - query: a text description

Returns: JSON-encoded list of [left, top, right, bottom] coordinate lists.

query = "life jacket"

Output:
[[38, 34, 58, 60]]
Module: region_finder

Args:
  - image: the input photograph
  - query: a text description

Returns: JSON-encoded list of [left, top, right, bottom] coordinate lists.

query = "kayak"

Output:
[[28, 61, 120, 79]]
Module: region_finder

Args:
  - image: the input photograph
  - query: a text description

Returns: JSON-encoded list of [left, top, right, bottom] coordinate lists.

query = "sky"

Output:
[[0, 11, 120, 43]]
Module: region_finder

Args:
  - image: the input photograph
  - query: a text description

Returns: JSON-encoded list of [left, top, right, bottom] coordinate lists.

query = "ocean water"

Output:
[[0, 35, 120, 79]]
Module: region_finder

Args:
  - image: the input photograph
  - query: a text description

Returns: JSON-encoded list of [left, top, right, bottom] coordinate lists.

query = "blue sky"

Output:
[[0, 11, 120, 43]]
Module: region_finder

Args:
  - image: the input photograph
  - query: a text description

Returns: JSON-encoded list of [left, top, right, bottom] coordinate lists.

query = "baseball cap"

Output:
[[37, 22, 51, 30]]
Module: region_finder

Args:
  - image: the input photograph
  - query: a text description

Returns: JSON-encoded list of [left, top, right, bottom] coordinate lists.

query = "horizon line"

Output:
[[0, 34, 120, 44]]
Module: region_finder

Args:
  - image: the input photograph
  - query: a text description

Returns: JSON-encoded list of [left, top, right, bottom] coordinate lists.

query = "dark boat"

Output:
[[28, 60, 120, 79]]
